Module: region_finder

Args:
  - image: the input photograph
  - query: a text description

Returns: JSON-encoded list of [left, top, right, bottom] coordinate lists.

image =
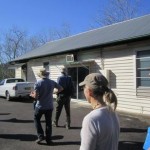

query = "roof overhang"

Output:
[[66, 60, 95, 65], [8, 63, 25, 69]]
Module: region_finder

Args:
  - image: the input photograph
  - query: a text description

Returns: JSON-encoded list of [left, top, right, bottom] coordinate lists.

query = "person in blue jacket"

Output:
[[53, 67, 74, 129]]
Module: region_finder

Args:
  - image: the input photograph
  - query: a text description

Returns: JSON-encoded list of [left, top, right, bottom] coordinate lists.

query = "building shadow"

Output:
[[110, 71, 116, 89]]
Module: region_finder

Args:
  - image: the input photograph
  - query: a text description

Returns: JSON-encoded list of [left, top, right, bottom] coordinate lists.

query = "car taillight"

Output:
[[13, 86, 18, 90]]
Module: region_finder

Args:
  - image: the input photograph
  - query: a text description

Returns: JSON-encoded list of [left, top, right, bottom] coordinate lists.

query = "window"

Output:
[[136, 50, 150, 87], [0, 80, 4, 85], [43, 62, 49, 71], [6, 79, 25, 83]]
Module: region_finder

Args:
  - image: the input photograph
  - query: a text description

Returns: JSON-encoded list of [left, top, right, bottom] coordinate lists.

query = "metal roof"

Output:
[[12, 14, 150, 62]]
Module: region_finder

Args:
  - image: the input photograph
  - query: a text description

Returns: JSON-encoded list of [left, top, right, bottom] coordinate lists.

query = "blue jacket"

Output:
[[57, 74, 74, 96]]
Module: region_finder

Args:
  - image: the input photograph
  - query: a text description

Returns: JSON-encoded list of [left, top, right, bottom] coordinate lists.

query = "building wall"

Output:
[[102, 45, 137, 114], [15, 40, 150, 115], [22, 55, 67, 82], [15, 67, 22, 78], [101, 41, 150, 115]]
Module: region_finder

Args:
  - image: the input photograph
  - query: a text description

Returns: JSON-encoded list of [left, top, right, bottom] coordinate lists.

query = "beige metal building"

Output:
[[10, 14, 150, 115]]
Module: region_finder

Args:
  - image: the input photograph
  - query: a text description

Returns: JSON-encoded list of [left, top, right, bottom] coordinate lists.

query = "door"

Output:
[[68, 66, 89, 100]]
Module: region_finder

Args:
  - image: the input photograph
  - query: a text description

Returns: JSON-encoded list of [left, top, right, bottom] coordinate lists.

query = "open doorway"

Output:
[[68, 66, 89, 100]]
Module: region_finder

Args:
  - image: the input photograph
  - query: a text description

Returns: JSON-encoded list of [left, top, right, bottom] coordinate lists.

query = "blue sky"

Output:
[[0, 0, 150, 36]]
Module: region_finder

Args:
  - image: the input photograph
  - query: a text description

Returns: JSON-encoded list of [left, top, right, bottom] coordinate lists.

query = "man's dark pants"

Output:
[[34, 107, 53, 141], [55, 95, 71, 126]]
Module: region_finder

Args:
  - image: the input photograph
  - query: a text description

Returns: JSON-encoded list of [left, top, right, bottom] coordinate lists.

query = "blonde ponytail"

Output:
[[104, 88, 117, 111]]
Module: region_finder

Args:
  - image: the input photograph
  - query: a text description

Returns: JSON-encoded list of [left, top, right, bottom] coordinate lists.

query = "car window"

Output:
[[6, 79, 25, 83], [17, 79, 25, 82], [6, 79, 14, 83], [0, 80, 5, 85]]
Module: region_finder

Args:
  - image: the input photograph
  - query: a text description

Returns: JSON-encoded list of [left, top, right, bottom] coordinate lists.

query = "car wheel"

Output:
[[6, 91, 11, 101]]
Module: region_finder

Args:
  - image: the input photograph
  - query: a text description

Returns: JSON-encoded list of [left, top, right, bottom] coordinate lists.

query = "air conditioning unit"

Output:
[[66, 54, 74, 62]]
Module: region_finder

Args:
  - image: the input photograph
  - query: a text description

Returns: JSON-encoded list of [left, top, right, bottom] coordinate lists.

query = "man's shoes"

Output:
[[35, 137, 45, 144], [52, 121, 58, 127]]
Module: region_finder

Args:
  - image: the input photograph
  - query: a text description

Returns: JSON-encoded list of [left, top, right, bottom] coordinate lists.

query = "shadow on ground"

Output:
[[10, 98, 33, 103], [0, 118, 34, 123], [118, 141, 143, 150], [120, 127, 147, 133], [0, 113, 11, 115], [0, 134, 37, 141], [0, 96, 34, 103]]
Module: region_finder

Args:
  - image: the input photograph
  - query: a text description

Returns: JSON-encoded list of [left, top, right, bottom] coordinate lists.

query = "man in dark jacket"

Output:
[[53, 67, 74, 129]]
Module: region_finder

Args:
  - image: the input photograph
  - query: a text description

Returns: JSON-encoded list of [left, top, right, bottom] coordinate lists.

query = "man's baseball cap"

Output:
[[37, 68, 49, 78], [79, 73, 108, 88]]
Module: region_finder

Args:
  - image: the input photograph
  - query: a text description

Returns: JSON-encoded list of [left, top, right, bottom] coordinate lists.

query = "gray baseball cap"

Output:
[[79, 73, 108, 88]]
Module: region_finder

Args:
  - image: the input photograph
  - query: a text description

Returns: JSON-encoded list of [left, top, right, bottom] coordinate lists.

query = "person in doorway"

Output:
[[79, 73, 120, 150], [31, 68, 63, 145], [53, 67, 74, 129]]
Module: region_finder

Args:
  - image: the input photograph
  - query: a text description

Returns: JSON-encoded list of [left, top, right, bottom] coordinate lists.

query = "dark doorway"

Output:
[[68, 66, 89, 100]]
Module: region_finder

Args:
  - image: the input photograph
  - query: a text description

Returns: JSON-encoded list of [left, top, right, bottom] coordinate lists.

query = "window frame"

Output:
[[136, 49, 150, 88]]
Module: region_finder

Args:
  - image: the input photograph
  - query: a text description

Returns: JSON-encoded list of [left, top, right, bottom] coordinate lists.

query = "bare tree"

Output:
[[36, 23, 71, 44], [1, 24, 71, 63], [0, 27, 42, 78], [1, 27, 27, 62], [25, 23, 71, 51], [0, 27, 28, 78], [93, 0, 141, 27], [0, 24, 72, 79], [54, 23, 71, 39], [25, 36, 42, 51], [0, 47, 14, 78]]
